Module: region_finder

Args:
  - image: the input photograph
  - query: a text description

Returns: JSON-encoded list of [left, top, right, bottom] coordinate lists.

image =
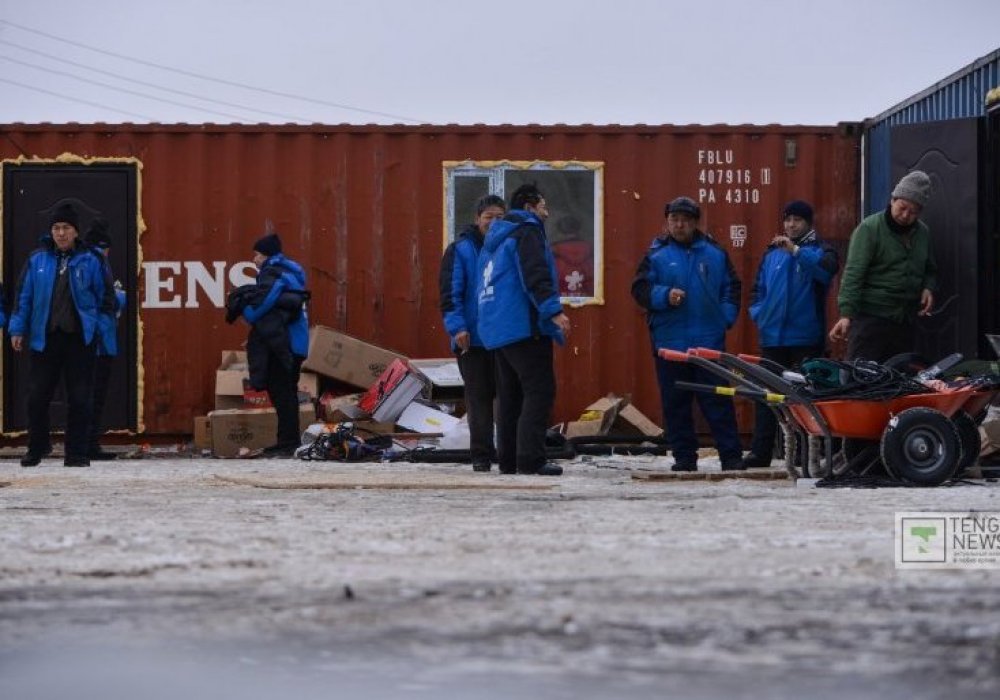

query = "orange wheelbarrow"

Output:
[[659, 348, 997, 485]]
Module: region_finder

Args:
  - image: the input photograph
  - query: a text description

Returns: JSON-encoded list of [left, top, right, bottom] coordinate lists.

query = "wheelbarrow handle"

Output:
[[690, 347, 722, 360], [658, 348, 690, 362], [674, 380, 786, 404], [737, 353, 762, 364]]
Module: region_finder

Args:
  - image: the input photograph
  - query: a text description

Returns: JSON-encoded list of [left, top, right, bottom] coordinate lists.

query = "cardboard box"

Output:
[[562, 395, 624, 438], [613, 404, 664, 437], [209, 404, 316, 458], [215, 350, 320, 409], [302, 325, 407, 388], [396, 401, 461, 434], [410, 357, 465, 402], [215, 350, 249, 398], [193, 416, 211, 450]]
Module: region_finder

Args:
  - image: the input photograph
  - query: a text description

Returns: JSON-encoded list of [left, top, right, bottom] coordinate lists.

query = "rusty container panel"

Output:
[[0, 124, 859, 435]]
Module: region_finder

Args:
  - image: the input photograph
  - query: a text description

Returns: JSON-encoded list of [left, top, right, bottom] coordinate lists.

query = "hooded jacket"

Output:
[[476, 210, 565, 349], [439, 224, 486, 350], [749, 230, 839, 348], [630, 230, 741, 352], [9, 236, 113, 352], [242, 253, 310, 358]]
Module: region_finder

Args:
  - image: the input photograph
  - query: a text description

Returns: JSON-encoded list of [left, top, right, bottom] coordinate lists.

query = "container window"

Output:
[[442, 160, 605, 306]]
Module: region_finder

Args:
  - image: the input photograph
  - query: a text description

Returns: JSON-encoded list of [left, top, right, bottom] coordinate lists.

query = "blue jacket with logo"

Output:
[[630, 231, 741, 352], [749, 231, 839, 348], [9, 237, 113, 352], [439, 224, 486, 351], [243, 253, 309, 357], [476, 210, 565, 350]]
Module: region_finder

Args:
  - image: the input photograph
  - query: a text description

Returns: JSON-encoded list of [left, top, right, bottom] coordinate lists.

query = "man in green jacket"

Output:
[[829, 170, 936, 361]]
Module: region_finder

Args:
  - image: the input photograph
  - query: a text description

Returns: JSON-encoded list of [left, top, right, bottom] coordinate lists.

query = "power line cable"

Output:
[[0, 19, 425, 123], [0, 77, 154, 120], [1, 54, 261, 122], [0, 38, 312, 122]]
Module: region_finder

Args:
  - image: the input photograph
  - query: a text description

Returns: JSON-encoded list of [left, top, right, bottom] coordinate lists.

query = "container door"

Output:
[[890, 118, 982, 362], [2, 162, 139, 434]]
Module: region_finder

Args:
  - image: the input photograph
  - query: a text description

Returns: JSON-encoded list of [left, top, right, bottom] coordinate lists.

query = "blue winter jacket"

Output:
[[243, 253, 309, 357], [0, 283, 7, 331], [9, 237, 113, 352], [439, 224, 486, 351], [477, 210, 565, 350], [630, 231, 741, 352], [749, 231, 839, 348]]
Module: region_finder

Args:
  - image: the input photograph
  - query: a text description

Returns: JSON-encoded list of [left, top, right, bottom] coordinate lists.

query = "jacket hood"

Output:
[[457, 223, 485, 247], [484, 210, 543, 254], [263, 253, 306, 287]]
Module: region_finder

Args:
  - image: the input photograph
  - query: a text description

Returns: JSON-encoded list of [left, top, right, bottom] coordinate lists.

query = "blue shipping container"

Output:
[[863, 49, 1000, 213]]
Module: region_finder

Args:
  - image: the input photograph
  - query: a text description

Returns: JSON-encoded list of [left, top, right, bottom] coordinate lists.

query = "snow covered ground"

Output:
[[1, 454, 998, 699]]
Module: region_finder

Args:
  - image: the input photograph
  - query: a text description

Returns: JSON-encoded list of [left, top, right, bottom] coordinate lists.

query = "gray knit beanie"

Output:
[[891, 170, 931, 207]]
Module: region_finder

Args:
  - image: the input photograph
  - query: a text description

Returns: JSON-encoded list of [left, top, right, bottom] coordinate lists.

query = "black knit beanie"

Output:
[[49, 203, 80, 230], [253, 232, 282, 257], [782, 200, 814, 225]]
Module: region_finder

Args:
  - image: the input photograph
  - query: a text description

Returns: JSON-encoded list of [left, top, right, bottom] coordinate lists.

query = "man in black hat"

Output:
[[743, 200, 839, 468], [9, 202, 115, 467], [631, 196, 743, 472], [234, 231, 310, 457], [85, 218, 126, 460]]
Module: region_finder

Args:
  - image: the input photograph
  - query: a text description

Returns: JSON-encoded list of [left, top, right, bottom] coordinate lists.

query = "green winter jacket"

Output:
[[837, 211, 936, 324]]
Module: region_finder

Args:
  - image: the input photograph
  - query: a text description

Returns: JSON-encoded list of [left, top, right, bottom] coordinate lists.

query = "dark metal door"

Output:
[[890, 118, 982, 361], [2, 162, 139, 433]]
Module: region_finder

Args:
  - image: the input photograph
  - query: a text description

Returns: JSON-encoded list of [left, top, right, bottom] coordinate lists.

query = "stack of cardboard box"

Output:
[[197, 327, 468, 457], [202, 350, 319, 457]]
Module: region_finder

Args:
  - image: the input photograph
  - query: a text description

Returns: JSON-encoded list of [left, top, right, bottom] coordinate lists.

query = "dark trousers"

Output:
[[495, 337, 555, 472], [457, 347, 496, 464], [847, 314, 915, 363], [654, 355, 742, 464], [89, 354, 113, 453], [28, 331, 96, 460], [749, 345, 822, 460], [266, 355, 303, 447]]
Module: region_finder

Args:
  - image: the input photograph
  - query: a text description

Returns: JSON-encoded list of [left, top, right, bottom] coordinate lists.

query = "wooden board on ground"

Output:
[[213, 474, 555, 490], [631, 469, 790, 482]]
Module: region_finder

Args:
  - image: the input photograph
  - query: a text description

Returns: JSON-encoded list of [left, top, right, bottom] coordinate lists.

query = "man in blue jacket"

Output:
[[10, 202, 114, 467], [744, 200, 839, 468], [440, 194, 506, 472], [85, 218, 127, 461], [477, 183, 570, 476], [631, 196, 743, 472], [242, 231, 310, 457]]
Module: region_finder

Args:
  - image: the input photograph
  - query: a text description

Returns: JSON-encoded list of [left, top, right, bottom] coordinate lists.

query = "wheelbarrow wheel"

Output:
[[880, 407, 961, 486], [951, 410, 981, 478]]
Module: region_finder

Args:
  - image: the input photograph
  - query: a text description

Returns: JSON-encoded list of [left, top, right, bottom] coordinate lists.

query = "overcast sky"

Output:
[[0, 0, 998, 126]]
